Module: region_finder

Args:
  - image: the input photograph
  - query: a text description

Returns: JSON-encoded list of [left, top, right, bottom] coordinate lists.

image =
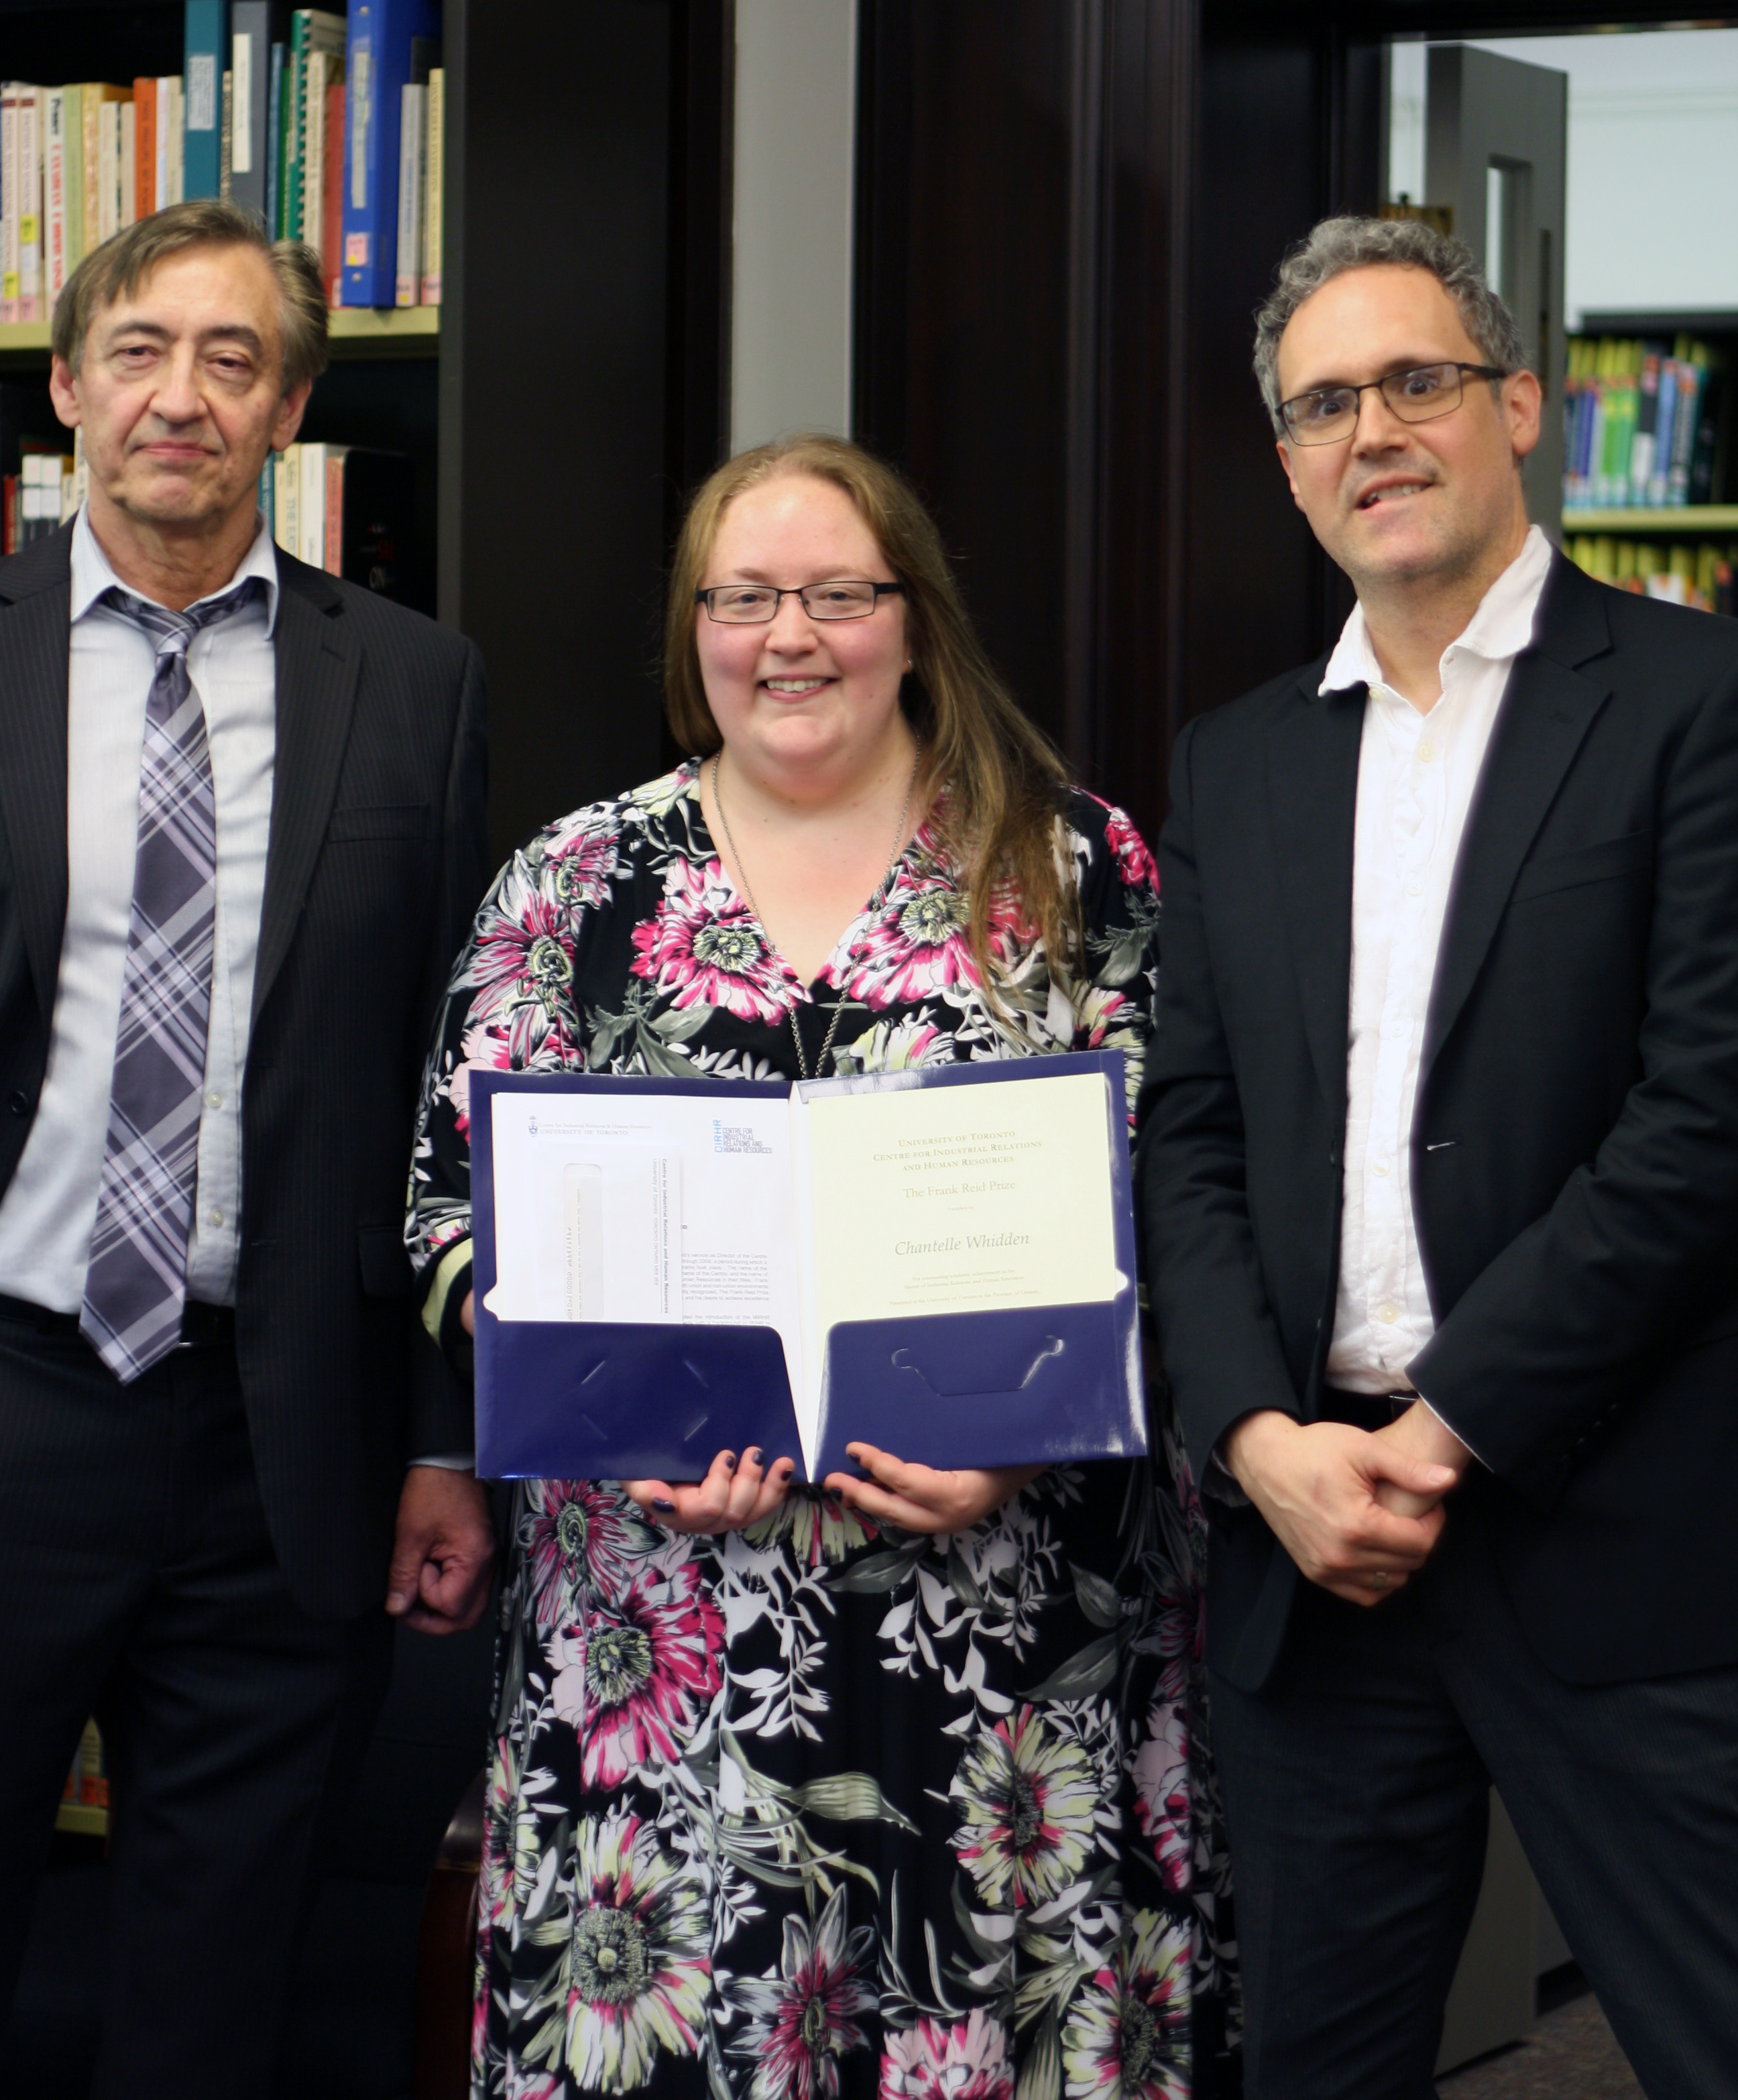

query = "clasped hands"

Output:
[[623, 1446, 1045, 1538], [1223, 1400, 1470, 1607]]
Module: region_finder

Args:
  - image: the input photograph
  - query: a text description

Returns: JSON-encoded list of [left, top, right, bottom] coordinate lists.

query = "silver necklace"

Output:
[[711, 746, 921, 1080]]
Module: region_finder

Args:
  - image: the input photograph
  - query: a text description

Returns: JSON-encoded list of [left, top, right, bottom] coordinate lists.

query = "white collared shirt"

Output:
[[0, 507, 280, 1311], [1324, 524, 1554, 1401]]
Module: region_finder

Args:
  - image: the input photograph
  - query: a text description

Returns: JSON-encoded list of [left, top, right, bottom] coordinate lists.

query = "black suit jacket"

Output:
[[0, 526, 489, 1619], [1138, 552, 1738, 1692]]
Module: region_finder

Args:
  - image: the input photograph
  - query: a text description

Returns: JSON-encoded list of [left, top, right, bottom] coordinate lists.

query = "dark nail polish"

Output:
[[748, 1448, 764, 1467], [653, 1498, 676, 1513], [721, 1452, 738, 1472]]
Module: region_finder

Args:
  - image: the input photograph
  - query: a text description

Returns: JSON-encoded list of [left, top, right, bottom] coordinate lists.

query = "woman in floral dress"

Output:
[[408, 435, 1237, 2099]]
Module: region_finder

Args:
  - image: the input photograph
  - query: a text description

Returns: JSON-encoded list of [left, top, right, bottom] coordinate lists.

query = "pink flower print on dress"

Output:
[[630, 855, 799, 1025], [549, 1560, 725, 1788], [543, 811, 622, 914], [730, 1886, 875, 2100], [1130, 1706, 1192, 1894], [520, 1479, 657, 1619], [1100, 805, 1159, 896], [879, 2011, 1014, 2100], [839, 866, 979, 1012]]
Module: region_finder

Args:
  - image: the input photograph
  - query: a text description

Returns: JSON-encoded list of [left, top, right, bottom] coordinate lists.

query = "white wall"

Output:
[[730, 0, 857, 455], [1389, 29, 1738, 327]]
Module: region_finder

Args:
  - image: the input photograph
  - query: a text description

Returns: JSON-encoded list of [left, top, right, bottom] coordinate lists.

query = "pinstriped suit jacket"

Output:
[[0, 525, 489, 1619]]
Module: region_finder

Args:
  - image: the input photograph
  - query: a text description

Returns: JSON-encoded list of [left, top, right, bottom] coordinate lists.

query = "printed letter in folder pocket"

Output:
[[471, 1050, 1146, 1480]]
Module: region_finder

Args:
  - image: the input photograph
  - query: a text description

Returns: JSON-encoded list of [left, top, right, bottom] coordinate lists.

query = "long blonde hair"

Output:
[[663, 434, 1078, 982]]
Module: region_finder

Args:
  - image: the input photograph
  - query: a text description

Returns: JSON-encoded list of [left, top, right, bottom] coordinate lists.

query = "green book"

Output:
[[284, 9, 344, 241]]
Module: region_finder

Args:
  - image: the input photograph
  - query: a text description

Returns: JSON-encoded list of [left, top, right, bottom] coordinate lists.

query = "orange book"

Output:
[[133, 76, 156, 217], [321, 80, 344, 304], [323, 447, 345, 577]]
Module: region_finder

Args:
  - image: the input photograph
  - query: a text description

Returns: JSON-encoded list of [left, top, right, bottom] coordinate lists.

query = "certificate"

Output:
[[471, 1052, 1145, 1481]]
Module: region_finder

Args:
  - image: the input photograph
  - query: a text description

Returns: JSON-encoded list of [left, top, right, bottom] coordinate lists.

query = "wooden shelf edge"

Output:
[[0, 308, 439, 364], [1563, 506, 1738, 534]]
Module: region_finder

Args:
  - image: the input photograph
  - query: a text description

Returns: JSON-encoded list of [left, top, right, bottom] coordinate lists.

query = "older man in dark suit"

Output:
[[0, 202, 494, 2096], [1140, 215, 1738, 2095]]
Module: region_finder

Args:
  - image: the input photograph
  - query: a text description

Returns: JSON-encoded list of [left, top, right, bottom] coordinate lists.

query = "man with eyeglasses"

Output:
[[1139, 214, 1738, 2094]]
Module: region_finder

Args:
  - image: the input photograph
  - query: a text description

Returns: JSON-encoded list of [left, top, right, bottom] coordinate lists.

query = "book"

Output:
[[339, 0, 439, 309], [183, 1, 229, 201], [119, 102, 137, 226], [220, 66, 233, 200], [321, 78, 345, 302], [84, 86, 123, 257], [286, 9, 345, 242], [1563, 334, 1729, 514], [98, 99, 125, 243], [229, 3, 276, 226], [393, 80, 424, 306], [2, 86, 21, 325], [134, 76, 158, 221], [298, 436, 327, 565], [419, 64, 441, 305], [274, 441, 300, 557], [44, 87, 72, 314], [17, 86, 42, 322], [264, 40, 285, 235]]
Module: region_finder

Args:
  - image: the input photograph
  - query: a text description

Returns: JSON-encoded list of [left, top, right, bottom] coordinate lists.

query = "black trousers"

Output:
[[1208, 1491, 1738, 2099], [0, 1299, 394, 2100]]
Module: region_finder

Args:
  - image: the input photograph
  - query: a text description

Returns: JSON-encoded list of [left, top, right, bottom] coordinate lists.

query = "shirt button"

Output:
[[207, 1208, 224, 1228], [1377, 1303, 1400, 1325], [1405, 878, 1424, 897], [1418, 744, 1436, 763], [1371, 1161, 1390, 1177], [205, 1090, 223, 1111]]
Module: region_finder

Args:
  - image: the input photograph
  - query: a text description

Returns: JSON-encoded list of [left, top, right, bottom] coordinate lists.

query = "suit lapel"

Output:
[[253, 563, 360, 1025], [0, 552, 72, 1014], [1266, 673, 1365, 1114], [1421, 560, 1613, 1083]]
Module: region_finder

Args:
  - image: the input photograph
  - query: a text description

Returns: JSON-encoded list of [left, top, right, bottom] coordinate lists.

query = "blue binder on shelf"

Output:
[[470, 1051, 1147, 1484]]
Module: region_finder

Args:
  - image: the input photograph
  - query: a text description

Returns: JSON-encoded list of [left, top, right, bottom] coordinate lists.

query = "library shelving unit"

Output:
[[0, 0, 730, 864], [1557, 310, 1738, 611]]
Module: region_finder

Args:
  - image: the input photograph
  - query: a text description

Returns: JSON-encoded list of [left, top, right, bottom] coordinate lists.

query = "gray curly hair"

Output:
[[1253, 215, 1527, 434]]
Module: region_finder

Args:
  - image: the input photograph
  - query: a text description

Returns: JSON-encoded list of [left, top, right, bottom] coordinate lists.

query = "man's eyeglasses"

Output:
[[1279, 362, 1511, 446], [694, 581, 906, 624]]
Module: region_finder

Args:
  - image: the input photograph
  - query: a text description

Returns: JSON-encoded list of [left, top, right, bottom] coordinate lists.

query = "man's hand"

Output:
[[1372, 1399, 1472, 1518], [823, 1445, 1045, 1535], [386, 1466, 496, 1633], [625, 1448, 796, 1534], [1223, 1409, 1457, 1606]]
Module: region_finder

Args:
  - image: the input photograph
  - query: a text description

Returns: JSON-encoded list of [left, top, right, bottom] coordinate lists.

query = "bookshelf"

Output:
[[1564, 506, 1738, 534]]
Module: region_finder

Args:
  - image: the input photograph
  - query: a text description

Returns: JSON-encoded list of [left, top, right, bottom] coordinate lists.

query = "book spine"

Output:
[[18, 86, 41, 323], [119, 102, 137, 227], [1668, 361, 1701, 508], [264, 42, 284, 235], [183, 0, 227, 202], [229, 5, 268, 225], [221, 68, 233, 200], [168, 78, 185, 205], [98, 105, 122, 245], [82, 86, 106, 259], [155, 79, 172, 210], [324, 445, 345, 575], [298, 439, 323, 567], [341, 0, 437, 310], [276, 442, 299, 556], [2, 89, 20, 327], [274, 39, 292, 235], [1629, 353, 1660, 508], [285, 11, 306, 239], [44, 89, 68, 315], [1649, 363, 1678, 508], [257, 453, 275, 538], [2, 475, 15, 555], [419, 66, 441, 304], [322, 81, 345, 303], [135, 78, 157, 220], [302, 48, 325, 253], [394, 81, 423, 306]]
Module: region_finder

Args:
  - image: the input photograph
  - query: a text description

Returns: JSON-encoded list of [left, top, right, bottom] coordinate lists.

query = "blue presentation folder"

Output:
[[470, 1051, 1147, 1484]]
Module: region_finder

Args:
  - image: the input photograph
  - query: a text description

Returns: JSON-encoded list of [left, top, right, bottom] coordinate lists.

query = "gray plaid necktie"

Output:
[[80, 577, 263, 1381]]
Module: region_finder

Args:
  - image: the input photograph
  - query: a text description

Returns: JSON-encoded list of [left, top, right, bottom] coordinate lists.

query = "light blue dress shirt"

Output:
[[0, 506, 279, 1311]]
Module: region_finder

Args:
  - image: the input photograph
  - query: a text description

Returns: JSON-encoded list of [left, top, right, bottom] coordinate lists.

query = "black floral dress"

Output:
[[408, 762, 1238, 2100]]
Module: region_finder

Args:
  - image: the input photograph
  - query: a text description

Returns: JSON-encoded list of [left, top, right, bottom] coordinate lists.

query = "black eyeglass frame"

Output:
[[1279, 362, 1511, 445], [693, 580, 907, 623]]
